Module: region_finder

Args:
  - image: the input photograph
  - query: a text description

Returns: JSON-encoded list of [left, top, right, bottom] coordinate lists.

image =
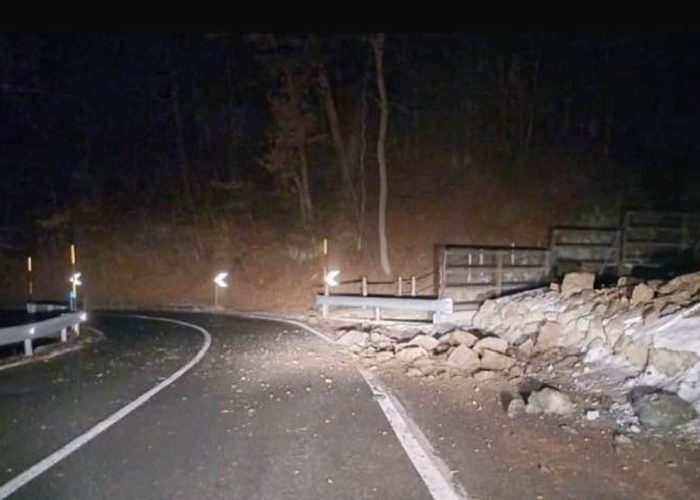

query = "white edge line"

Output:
[[0, 314, 212, 499], [230, 311, 467, 500]]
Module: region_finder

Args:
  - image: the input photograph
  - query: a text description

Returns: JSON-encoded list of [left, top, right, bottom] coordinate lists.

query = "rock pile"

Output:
[[471, 270, 700, 430], [335, 325, 522, 380]]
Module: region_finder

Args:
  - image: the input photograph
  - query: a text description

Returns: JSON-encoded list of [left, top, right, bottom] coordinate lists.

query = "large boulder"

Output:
[[451, 330, 479, 347], [630, 388, 698, 429], [480, 350, 516, 371], [473, 336, 508, 354], [337, 330, 369, 347], [395, 345, 429, 364], [408, 334, 439, 351], [446, 345, 480, 373], [526, 387, 576, 415]]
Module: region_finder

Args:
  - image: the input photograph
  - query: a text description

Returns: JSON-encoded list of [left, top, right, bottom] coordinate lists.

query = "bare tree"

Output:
[[168, 63, 195, 213], [262, 70, 316, 227], [370, 34, 391, 275]]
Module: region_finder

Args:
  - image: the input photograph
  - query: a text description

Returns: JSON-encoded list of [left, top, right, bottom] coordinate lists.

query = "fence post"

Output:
[[467, 252, 472, 283], [411, 276, 416, 296], [496, 252, 503, 296]]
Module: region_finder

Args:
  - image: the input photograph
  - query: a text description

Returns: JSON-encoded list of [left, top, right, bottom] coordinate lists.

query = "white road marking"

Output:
[[0, 315, 212, 499], [232, 311, 467, 500]]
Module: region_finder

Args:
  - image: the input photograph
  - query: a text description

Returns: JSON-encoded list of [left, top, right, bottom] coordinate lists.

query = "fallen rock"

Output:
[[630, 388, 698, 429], [631, 283, 655, 305], [452, 330, 479, 347], [474, 336, 508, 354], [406, 368, 422, 377], [507, 396, 526, 418], [561, 272, 595, 295], [526, 387, 576, 415], [337, 330, 369, 347], [480, 350, 516, 371], [375, 351, 394, 363], [446, 345, 480, 373], [412, 358, 439, 376], [395, 346, 429, 364], [585, 409, 600, 421], [433, 343, 451, 355], [408, 334, 439, 351], [370, 331, 391, 344]]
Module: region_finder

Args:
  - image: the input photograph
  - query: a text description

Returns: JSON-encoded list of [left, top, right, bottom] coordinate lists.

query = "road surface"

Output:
[[0, 313, 438, 499]]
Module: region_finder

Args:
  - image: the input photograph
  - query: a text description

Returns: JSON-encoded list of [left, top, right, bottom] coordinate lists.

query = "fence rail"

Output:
[[438, 245, 550, 310], [550, 226, 620, 277]]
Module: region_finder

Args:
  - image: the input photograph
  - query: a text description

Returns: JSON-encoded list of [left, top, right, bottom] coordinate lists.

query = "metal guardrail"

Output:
[[315, 294, 453, 323], [0, 312, 86, 356]]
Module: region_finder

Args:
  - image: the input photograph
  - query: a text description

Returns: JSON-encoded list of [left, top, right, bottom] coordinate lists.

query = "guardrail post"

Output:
[[24, 339, 33, 356], [361, 277, 368, 296], [411, 276, 416, 296], [397, 276, 403, 296], [61, 328, 68, 342]]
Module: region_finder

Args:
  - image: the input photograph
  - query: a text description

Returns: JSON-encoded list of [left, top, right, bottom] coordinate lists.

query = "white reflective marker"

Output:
[[69, 272, 82, 287], [324, 270, 340, 287], [214, 272, 229, 288]]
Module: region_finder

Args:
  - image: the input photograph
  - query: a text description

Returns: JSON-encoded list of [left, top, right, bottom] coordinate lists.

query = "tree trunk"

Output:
[[371, 34, 392, 276], [169, 66, 195, 213], [318, 68, 353, 201]]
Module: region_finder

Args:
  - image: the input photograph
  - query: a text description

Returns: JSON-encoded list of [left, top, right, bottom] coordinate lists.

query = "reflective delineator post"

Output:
[[214, 272, 229, 307], [70, 244, 77, 311], [321, 238, 329, 318], [397, 276, 403, 296], [322, 269, 329, 318], [411, 275, 417, 296], [27, 256, 33, 302], [361, 276, 368, 296]]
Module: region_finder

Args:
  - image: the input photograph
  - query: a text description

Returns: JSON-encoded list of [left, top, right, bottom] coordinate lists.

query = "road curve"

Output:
[[0, 312, 434, 499]]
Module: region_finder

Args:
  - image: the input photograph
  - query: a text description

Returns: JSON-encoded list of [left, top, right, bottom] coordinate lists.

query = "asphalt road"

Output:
[[0, 313, 433, 499]]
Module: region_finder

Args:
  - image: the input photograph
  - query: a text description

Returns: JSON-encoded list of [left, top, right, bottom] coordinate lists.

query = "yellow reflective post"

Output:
[[27, 256, 33, 301]]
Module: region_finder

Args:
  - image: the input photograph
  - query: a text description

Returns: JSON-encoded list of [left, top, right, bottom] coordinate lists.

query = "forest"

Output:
[[2, 33, 699, 308]]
